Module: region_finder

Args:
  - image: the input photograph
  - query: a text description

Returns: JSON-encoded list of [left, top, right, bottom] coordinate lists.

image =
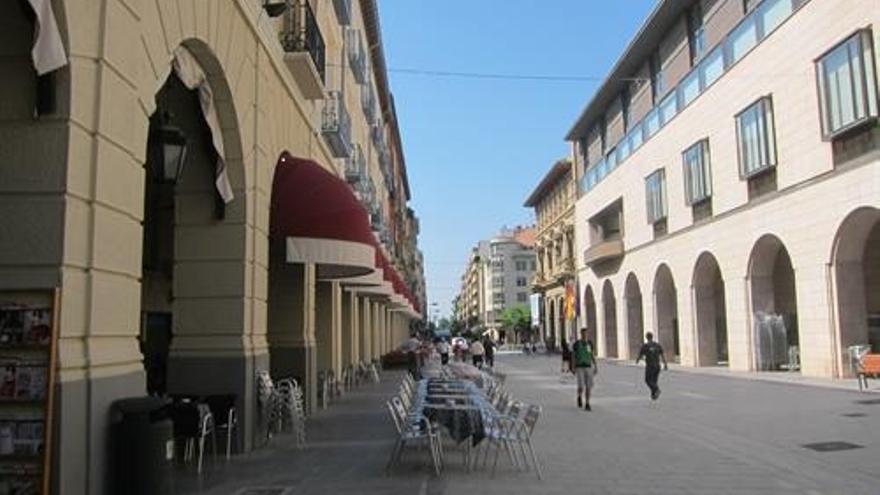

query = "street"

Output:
[[177, 353, 880, 495]]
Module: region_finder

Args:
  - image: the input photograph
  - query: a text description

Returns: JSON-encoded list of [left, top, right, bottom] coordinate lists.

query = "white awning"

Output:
[[285, 237, 375, 279]]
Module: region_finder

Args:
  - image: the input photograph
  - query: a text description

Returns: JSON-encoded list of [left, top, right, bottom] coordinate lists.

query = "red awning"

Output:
[[270, 152, 376, 279]]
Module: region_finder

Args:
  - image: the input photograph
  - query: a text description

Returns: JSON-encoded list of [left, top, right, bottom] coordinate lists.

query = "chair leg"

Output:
[[226, 427, 233, 461], [197, 435, 205, 474], [386, 438, 402, 475], [526, 437, 543, 480]]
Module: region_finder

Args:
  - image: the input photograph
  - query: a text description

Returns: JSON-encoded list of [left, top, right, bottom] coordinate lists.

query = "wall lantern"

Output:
[[148, 112, 188, 184]]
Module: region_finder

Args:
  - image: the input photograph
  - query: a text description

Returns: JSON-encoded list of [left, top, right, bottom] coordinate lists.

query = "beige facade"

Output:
[[0, 1, 423, 493], [524, 160, 577, 346], [568, 0, 880, 378]]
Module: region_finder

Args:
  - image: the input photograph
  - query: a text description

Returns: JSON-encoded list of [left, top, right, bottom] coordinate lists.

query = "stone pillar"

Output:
[[360, 296, 372, 362], [315, 281, 342, 379], [267, 254, 317, 415], [372, 301, 383, 361], [341, 290, 359, 367]]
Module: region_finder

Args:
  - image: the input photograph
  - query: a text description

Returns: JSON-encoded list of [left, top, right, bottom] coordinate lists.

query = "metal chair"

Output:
[[204, 394, 237, 461], [386, 400, 442, 476]]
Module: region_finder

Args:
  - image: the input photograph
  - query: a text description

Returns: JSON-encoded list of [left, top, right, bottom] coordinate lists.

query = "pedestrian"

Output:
[[635, 331, 668, 400], [572, 328, 598, 410], [560, 338, 572, 374], [470, 338, 485, 368], [437, 339, 450, 365], [483, 336, 495, 368]]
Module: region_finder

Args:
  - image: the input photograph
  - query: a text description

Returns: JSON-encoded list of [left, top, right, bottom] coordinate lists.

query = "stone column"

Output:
[[267, 253, 317, 415], [341, 290, 359, 367], [360, 296, 372, 362], [315, 281, 342, 379], [371, 301, 383, 361]]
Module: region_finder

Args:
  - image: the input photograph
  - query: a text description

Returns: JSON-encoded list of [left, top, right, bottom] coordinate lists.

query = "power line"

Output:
[[324, 61, 646, 83]]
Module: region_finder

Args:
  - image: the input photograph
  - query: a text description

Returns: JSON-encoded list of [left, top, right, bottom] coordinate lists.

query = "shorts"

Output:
[[575, 366, 594, 389]]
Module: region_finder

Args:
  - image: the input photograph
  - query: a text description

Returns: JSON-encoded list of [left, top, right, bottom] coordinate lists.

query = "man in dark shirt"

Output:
[[636, 332, 668, 400]]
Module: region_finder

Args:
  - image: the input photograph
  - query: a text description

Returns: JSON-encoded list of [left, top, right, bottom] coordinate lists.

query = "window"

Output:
[[680, 70, 701, 107], [659, 93, 678, 125], [645, 169, 667, 224], [759, 0, 793, 35], [644, 109, 661, 139], [516, 277, 527, 287], [650, 52, 664, 103], [517, 293, 528, 303], [700, 47, 725, 89], [727, 16, 757, 64], [530, 261, 537, 271], [515, 261, 528, 271], [493, 293, 505, 304], [622, 89, 632, 132], [492, 260, 504, 271], [682, 140, 712, 205], [687, 4, 706, 65], [736, 97, 777, 177], [816, 30, 879, 138], [493, 276, 504, 288]]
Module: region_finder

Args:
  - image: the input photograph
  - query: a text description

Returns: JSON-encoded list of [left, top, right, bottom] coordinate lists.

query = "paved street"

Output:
[[178, 354, 880, 495]]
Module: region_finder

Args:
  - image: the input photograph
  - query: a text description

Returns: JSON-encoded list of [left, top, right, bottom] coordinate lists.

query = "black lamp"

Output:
[[148, 112, 188, 184], [262, 0, 288, 18]]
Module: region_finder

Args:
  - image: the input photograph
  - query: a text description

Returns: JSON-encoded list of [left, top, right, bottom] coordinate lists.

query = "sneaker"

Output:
[[577, 396, 583, 408], [584, 403, 591, 411]]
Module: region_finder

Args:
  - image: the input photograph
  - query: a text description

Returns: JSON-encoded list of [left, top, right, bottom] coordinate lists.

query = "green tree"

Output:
[[499, 305, 531, 339]]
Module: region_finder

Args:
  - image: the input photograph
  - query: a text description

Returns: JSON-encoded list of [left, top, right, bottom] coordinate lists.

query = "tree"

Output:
[[499, 305, 532, 340]]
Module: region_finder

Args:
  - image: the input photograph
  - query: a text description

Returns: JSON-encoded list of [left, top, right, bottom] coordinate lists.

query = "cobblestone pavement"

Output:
[[176, 354, 880, 495]]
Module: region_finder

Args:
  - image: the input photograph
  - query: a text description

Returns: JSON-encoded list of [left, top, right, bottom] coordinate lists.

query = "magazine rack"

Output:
[[0, 289, 59, 494]]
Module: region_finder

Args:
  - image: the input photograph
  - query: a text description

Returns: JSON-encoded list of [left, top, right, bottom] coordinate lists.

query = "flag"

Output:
[[565, 281, 575, 321]]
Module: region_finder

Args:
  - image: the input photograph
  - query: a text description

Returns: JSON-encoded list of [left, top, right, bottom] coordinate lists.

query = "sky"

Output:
[[378, 0, 656, 319]]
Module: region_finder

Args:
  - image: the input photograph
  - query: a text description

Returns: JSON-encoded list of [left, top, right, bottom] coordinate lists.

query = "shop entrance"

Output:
[[653, 264, 680, 362], [693, 253, 729, 366], [832, 208, 880, 376], [602, 280, 618, 358], [624, 273, 644, 360], [748, 235, 799, 372]]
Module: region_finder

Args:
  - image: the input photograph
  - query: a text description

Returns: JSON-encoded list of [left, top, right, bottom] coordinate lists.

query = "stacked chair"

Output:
[[276, 378, 307, 448]]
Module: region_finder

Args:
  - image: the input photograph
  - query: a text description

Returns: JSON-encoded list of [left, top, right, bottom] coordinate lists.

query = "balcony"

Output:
[[583, 239, 624, 266], [346, 28, 368, 84], [345, 143, 366, 184], [361, 84, 376, 124], [322, 91, 352, 158], [280, 0, 326, 100], [553, 258, 575, 278], [333, 0, 351, 25]]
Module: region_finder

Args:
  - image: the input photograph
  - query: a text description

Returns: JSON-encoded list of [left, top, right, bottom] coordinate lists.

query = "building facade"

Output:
[[0, 0, 424, 492], [568, 0, 880, 378], [456, 228, 536, 340], [524, 159, 577, 347]]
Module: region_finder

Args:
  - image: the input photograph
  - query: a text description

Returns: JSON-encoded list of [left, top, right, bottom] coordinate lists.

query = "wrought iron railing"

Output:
[[322, 91, 352, 158], [280, 0, 326, 83]]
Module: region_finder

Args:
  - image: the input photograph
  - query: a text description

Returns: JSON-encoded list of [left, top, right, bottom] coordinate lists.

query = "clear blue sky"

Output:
[[379, 0, 656, 318]]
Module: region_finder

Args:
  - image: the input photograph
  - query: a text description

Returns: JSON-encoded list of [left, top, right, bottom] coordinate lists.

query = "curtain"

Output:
[[172, 46, 235, 204], [27, 0, 68, 75]]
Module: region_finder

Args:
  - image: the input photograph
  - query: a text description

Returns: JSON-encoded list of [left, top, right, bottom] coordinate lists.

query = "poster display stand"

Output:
[[0, 290, 59, 494]]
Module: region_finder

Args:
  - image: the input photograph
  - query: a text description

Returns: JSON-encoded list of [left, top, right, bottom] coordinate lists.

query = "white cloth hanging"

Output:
[[27, 0, 68, 75], [172, 46, 235, 204]]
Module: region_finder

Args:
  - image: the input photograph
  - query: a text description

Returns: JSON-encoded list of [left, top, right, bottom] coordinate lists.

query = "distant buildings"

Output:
[[455, 227, 536, 341]]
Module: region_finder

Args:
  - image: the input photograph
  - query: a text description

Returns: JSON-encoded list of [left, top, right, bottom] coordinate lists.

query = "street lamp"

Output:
[[148, 112, 188, 184]]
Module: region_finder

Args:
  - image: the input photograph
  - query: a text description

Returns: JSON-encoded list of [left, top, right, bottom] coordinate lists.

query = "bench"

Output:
[[857, 354, 880, 391]]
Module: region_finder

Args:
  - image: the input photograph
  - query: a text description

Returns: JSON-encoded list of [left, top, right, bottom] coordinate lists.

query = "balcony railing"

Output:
[[322, 91, 352, 158], [345, 143, 366, 184], [346, 28, 368, 84], [333, 0, 352, 25], [583, 239, 624, 266], [371, 119, 385, 147], [578, 0, 807, 197], [361, 84, 376, 124], [280, 0, 326, 100]]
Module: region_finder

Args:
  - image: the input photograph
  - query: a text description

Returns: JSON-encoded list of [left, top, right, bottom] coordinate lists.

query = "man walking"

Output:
[[483, 336, 495, 368], [635, 332, 668, 400], [572, 328, 597, 411]]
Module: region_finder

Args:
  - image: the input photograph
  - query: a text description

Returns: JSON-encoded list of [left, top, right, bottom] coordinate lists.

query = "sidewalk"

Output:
[[607, 358, 880, 394]]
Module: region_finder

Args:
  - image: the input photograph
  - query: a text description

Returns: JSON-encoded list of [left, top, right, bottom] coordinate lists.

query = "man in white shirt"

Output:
[[437, 339, 451, 365], [470, 339, 486, 368]]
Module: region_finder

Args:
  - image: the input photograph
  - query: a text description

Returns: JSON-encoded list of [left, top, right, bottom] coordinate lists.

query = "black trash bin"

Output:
[[111, 396, 173, 495]]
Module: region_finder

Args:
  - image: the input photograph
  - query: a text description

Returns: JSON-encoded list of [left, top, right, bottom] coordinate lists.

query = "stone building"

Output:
[[524, 159, 577, 346], [0, 0, 425, 492], [568, 0, 880, 377]]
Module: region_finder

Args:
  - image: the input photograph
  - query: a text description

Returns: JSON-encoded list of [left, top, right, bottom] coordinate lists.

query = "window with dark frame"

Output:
[[645, 168, 667, 224], [735, 96, 777, 178], [682, 139, 712, 205], [687, 4, 706, 65], [816, 29, 879, 139]]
